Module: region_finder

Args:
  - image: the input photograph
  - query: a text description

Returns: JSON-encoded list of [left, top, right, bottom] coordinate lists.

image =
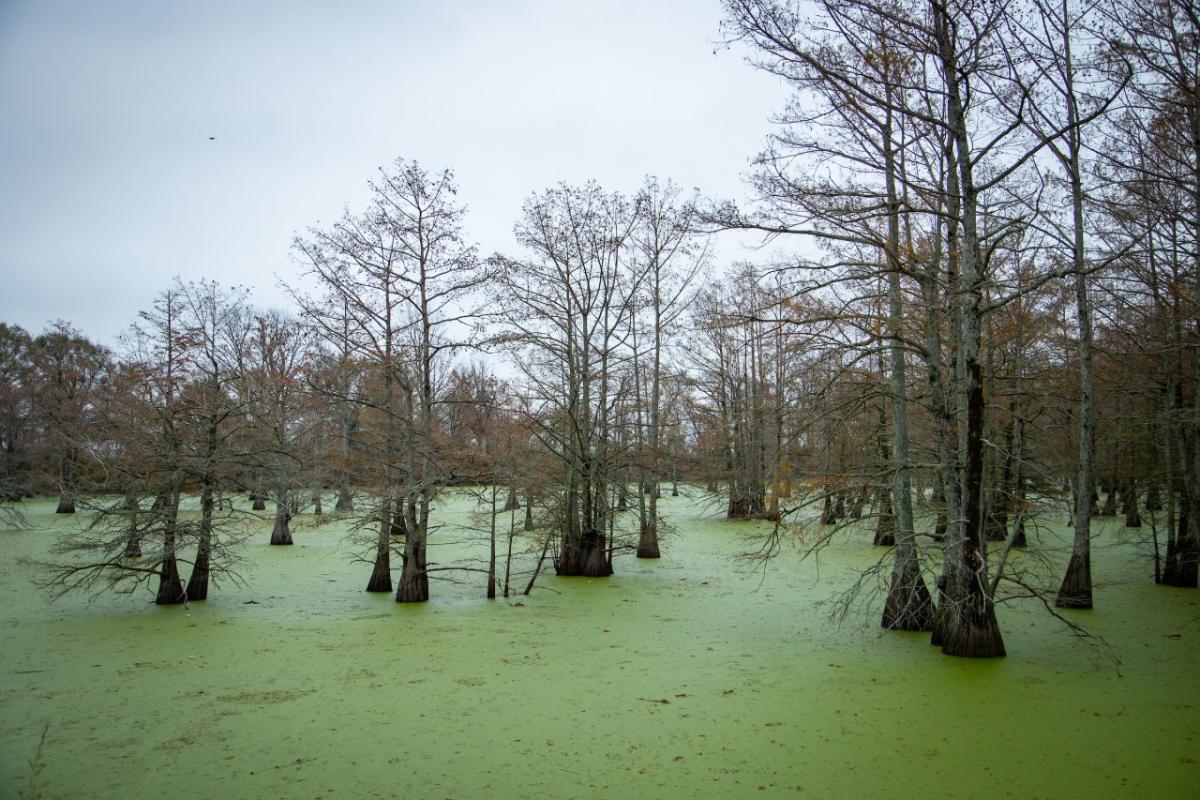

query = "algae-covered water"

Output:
[[1, 492, 1197, 799]]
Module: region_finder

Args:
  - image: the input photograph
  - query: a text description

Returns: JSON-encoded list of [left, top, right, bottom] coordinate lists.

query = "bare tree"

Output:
[[495, 182, 640, 577], [241, 310, 315, 546], [630, 177, 705, 557], [293, 158, 486, 600], [28, 322, 110, 514]]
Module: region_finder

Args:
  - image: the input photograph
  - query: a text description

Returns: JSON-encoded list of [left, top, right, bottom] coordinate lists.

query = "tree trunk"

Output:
[[934, 4, 1004, 657], [155, 492, 186, 605], [556, 528, 612, 577], [487, 487, 497, 599], [396, 501, 429, 602], [269, 469, 292, 545], [820, 493, 836, 525], [366, 500, 392, 592], [186, 480, 216, 601], [270, 509, 293, 545]]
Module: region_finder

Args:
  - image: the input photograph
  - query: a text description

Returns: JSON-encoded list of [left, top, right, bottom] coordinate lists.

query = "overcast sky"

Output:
[[0, 0, 786, 344]]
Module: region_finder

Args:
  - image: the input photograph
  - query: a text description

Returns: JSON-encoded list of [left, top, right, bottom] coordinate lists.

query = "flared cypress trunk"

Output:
[[269, 470, 293, 544], [820, 493, 836, 525], [504, 486, 520, 511], [395, 524, 428, 602], [155, 496, 186, 605], [935, 3, 1004, 656], [270, 510, 293, 545], [941, 584, 1005, 658], [638, 469, 662, 558], [157, 553, 186, 605], [636, 521, 661, 558], [335, 487, 354, 512], [1012, 518, 1027, 548], [186, 544, 210, 601], [727, 495, 767, 518], [556, 529, 612, 577], [524, 487, 535, 531], [882, 556, 934, 631], [552, 482, 609, 575], [728, 477, 766, 519], [365, 502, 392, 593], [312, 489, 323, 516], [55, 492, 75, 514], [1056, 550, 1093, 608], [186, 483, 216, 601]]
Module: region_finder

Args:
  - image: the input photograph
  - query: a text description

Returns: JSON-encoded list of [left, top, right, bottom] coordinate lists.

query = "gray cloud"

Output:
[[0, 0, 784, 343]]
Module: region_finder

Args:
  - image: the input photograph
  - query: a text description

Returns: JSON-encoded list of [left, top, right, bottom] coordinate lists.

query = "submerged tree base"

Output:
[[881, 569, 934, 632], [1056, 552, 1093, 609], [156, 557, 186, 605], [941, 604, 1006, 658], [395, 571, 429, 602], [556, 537, 612, 577], [365, 552, 391, 593], [186, 557, 210, 601], [728, 497, 768, 520], [636, 525, 661, 559], [1011, 520, 1027, 547], [270, 517, 293, 545]]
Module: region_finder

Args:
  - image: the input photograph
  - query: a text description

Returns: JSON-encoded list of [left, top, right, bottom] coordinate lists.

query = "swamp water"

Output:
[[1, 492, 1197, 798]]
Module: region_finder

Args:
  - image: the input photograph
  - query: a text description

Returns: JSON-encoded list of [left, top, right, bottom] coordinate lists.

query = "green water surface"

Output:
[[1, 492, 1197, 798]]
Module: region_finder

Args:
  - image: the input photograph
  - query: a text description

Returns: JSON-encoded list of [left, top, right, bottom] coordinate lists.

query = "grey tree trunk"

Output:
[[1056, 14, 1095, 609]]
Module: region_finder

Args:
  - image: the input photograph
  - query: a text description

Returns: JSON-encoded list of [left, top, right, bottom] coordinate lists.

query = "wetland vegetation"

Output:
[[3, 0, 1200, 796], [2, 491, 1198, 798]]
